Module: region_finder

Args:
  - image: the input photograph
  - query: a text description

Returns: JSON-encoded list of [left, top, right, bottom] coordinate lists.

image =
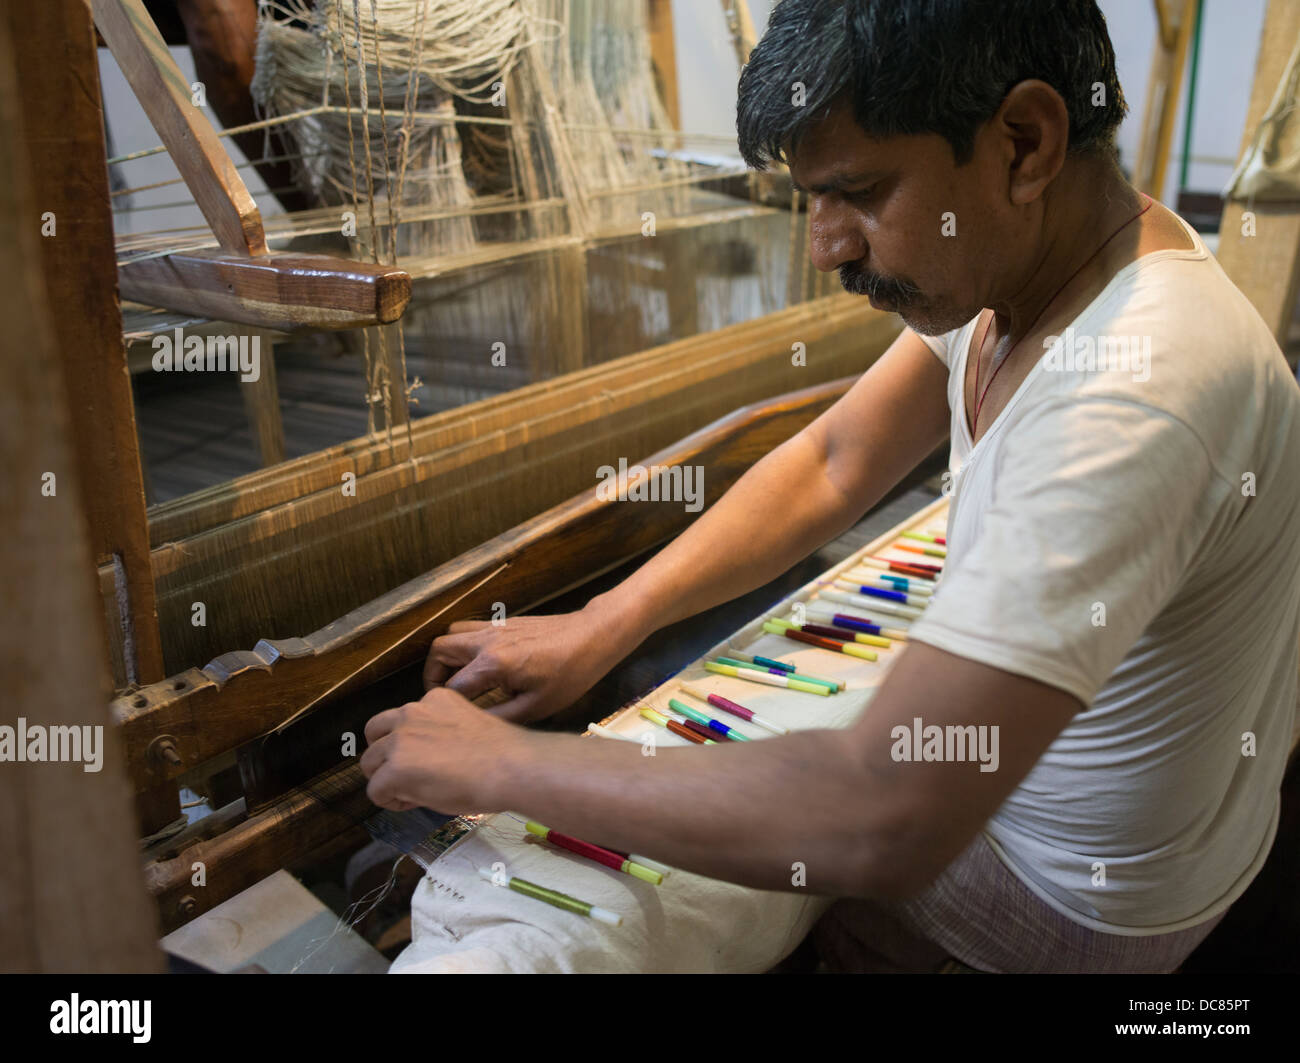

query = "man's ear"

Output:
[[993, 79, 1070, 206]]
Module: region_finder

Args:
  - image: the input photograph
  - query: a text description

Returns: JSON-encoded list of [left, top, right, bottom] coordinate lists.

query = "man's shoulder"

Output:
[[1031, 254, 1297, 470]]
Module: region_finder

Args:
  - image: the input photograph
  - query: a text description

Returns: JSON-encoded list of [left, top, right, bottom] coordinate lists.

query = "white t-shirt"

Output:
[[910, 215, 1300, 934]]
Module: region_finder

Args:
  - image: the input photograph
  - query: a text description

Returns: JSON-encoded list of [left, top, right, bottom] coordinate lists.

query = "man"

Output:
[[360, 0, 1300, 972]]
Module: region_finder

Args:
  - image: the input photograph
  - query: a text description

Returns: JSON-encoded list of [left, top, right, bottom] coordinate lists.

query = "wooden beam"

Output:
[[720, 0, 758, 69], [15, 0, 165, 684], [112, 376, 857, 797], [118, 249, 413, 331], [1133, 0, 1199, 199], [646, 0, 680, 129], [1153, 0, 1178, 49], [239, 332, 286, 468], [0, 3, 161, 971], [1217, 0, 1300, 342], [145, 765, 375, 934], [91, 0, 267, 255]]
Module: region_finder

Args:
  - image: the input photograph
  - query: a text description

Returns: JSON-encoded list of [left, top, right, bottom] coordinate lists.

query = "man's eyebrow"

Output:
[[789, 171, 884, 195]]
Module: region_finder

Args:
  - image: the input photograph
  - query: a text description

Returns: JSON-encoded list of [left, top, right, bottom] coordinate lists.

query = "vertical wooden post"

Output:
[[14, 0, 165, 686], [646, 0, 681, 130], [239, 331, 287, 466], [1217, 0, 1300, 342], [720, 0, 758, 70], [0, 3, 162, 972], [1133, 0, 1200, 200]]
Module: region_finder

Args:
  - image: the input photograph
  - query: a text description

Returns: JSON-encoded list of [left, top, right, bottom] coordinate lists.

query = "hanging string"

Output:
[[332, 0, 378, 435], [387, 0, 433, 456]]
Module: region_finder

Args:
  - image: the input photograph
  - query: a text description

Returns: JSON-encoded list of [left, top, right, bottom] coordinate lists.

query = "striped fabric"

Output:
[[813, 835, 1227, 974]]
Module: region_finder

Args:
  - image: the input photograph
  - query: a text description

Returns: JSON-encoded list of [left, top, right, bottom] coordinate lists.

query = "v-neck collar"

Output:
[[956, 212, 1206, 454]]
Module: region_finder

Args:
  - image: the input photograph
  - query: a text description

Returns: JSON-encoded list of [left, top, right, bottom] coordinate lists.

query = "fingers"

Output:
[[360, 728, 420, 810], [423, 653, 453, 690], [444, 658, 507, 702], [364, 707, 402, 744], [446, 620, 492, 634], [428, 629, 489, 668], [423, 626, 494, 690], [359, 730, 388, 778], [484, 690, 548, 725], [365, 761, 413, 811]]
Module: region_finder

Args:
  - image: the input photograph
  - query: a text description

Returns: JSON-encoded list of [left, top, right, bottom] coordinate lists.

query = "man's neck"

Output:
[[989, 157, 1142, 339]]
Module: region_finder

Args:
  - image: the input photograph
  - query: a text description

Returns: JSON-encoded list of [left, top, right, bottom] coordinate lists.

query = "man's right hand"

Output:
[[422, 597, 638, 724], [421, 329, 949, 727]]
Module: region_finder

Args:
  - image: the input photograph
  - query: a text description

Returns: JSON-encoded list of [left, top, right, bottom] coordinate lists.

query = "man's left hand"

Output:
[[360, 687, 527, 814]]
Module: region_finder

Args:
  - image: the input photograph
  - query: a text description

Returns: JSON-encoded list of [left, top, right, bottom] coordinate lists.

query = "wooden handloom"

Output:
[[10, 0, 1296, 968], [2, 0, 908, 950], [95, 0, 852, 686]]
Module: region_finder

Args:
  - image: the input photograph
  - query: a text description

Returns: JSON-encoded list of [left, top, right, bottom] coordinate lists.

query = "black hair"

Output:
[[737, 0, 1127, 168]]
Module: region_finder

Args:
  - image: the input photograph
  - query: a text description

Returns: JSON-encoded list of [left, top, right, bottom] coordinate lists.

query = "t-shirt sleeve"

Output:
[[915, 328, 952, 369], [907, 397, 1230, 707]]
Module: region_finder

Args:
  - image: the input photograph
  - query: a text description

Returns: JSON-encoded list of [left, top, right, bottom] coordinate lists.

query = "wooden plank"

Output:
[[1133, 0, 1199, 198], [14, 0, 164, 685], [239, 332, 286, 468], [0, 4, 162, 970], [145, 766, 375, 934], [720, 0, 757, 69], [91, 0, 267, 256], [1218, 0, 1300, 341], [646, 0, 680, 129], [112, 376, 857, 797], [118, 250, 412, 331]]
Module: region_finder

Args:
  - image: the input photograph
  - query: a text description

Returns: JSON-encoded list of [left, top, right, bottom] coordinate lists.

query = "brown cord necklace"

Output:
[[969, 192, 1154, 438]]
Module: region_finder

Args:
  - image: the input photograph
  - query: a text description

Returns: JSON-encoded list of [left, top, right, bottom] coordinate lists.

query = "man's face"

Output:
[[786, 98, 1015, 335]]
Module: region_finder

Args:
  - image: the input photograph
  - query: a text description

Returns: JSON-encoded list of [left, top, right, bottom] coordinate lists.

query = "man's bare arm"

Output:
[[367, 641, 1081, 897], [424, 328, 950, 719], [589, 327, 950, 643]]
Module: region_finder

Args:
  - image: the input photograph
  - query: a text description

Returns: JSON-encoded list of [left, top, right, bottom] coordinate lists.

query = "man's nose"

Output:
[[807, 197, 867, 273]]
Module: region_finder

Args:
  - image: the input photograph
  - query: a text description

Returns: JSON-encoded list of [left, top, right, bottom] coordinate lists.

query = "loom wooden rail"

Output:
[[133, 376, 852, 929], [92, 0, 264, 255], [145, 764, 376, 935], [118, 250, 412, 332], [95, 0, 412, 330]]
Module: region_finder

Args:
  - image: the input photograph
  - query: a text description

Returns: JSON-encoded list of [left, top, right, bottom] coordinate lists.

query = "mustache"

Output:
[[838, 262, 922, 305]]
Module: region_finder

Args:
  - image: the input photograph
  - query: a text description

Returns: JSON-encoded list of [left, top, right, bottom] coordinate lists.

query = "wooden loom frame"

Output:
[[12, 0, 1297, 958], [2, 0, 898, 941], [92, 0, 835, 686], [2, 2, 161, 972]]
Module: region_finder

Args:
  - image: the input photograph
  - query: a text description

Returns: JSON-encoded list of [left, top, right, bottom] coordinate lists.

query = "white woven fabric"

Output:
[[388, 811, 831, 973]]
